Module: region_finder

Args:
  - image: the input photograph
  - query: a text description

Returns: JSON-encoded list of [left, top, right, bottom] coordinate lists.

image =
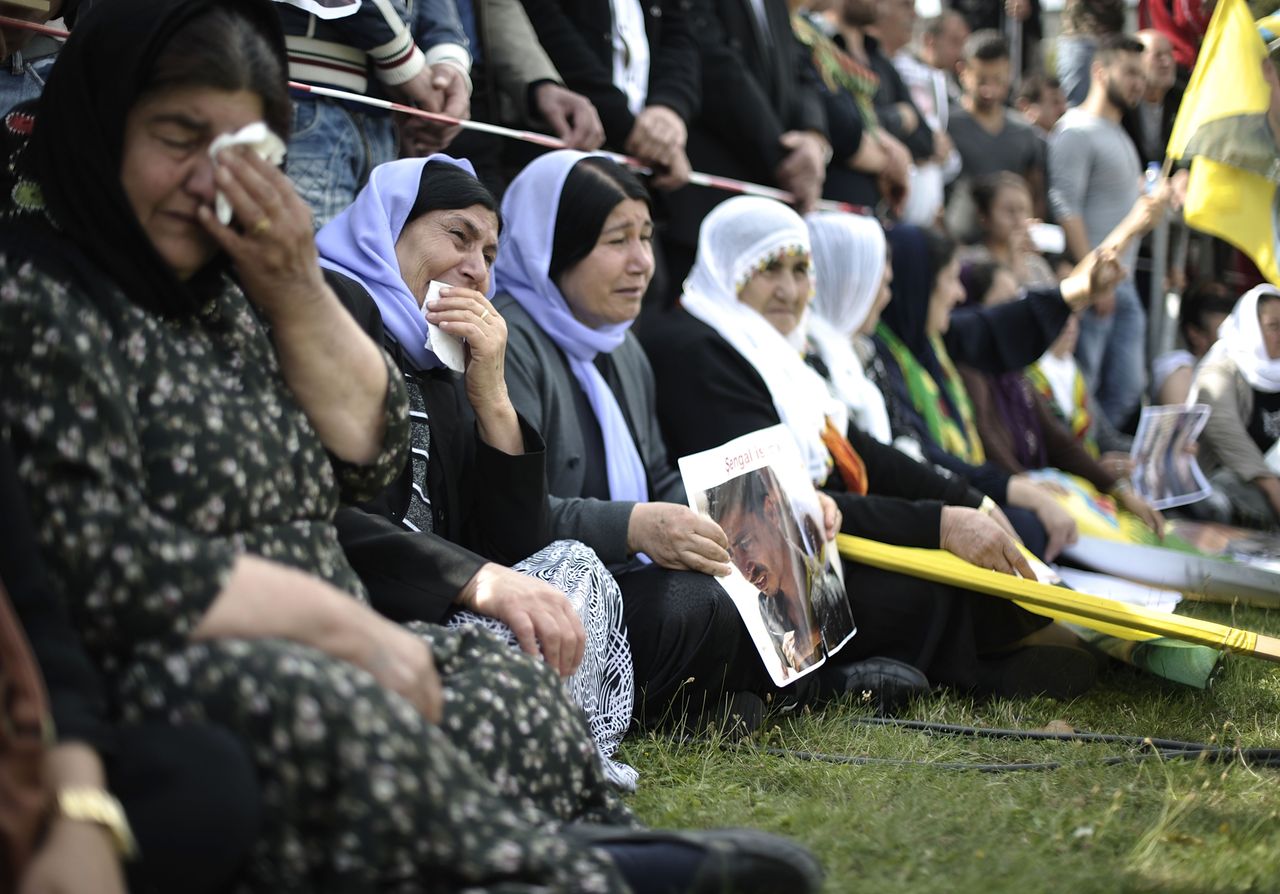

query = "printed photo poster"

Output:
[[1130, 405, 1212, 510], [679, 425, 854, 687]]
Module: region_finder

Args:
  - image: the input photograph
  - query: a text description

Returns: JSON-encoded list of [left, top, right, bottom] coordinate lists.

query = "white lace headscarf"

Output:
[[1209, 283, 1280, 393], [681, 196, 846, 484], [804, 212, 893, 443]]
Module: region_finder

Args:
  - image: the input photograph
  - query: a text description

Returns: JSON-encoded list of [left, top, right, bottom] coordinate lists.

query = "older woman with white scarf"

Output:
[[803, 212, 895, 446], [1190, 284, 1280, 530], [643, 196, 1098, 701]]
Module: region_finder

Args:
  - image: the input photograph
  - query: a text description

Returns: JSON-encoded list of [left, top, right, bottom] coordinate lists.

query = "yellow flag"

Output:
[[1167, 0, 1280, 285]]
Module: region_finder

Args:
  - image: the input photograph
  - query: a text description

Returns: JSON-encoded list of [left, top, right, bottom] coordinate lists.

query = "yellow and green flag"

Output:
[[1167, 0, 1280, 285]]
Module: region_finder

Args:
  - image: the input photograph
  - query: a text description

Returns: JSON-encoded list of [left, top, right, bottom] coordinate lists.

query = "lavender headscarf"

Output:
[[315, 154, 479, 371], [492, 150, 650, 503]]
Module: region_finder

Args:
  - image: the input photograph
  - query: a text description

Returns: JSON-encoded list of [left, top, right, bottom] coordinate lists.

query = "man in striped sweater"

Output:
[[277, 0, 473, 225]]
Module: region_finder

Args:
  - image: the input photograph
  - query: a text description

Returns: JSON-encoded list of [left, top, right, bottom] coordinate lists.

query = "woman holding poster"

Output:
[[494, 151, 930, 720], [643, 197, 1098, 701]]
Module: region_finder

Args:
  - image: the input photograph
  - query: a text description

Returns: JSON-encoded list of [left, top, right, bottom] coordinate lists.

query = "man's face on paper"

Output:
[[719, 496, 792, 600]]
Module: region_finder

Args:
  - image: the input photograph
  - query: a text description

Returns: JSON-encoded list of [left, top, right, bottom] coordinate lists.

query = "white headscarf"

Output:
[[681, 196, 847, 484], [804, 212, 892, 443], [1209, 283, 1280, 393]]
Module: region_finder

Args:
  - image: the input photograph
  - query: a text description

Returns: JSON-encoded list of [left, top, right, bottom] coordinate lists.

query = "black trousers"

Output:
[[835, 562, 1049, 692], [111, 723, 260, 894], [615, 564, 775, 727]]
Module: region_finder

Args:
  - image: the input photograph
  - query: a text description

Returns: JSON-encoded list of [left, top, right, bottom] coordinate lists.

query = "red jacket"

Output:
[[1139, 0, 1215, 70]]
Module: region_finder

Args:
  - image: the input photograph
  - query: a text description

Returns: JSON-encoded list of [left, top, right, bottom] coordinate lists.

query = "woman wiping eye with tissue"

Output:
[[208, 121, 286, 226]]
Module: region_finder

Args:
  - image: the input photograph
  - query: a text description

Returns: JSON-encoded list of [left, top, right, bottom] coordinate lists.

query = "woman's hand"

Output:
[[198, 147, 328, 326], [985, 501, 1023, 543], [1061, 247, 1125, 316], [19, 819, 126, 894], [1100, 451, 1135, 478], [940, 507, 1036, 578], [350, 616, 444, 724], [1031, 497, 1079, 562], [627, 502, 732, 576], [424, 287, 524, 455], [456, 563, 586, 678], [817, 492, 843, 542], [1005, 476, 1080, 561], [425, 287, 509, 407], [1116, 487, 1165, 539], [194, 557, 442, 721]]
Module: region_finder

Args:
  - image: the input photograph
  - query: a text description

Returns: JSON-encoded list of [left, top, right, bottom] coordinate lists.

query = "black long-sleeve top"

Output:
[[872, 285, 1073, 503], [2, 436, 112, 752], [640, 309, 983, 550], [328, 271, 553, 625]]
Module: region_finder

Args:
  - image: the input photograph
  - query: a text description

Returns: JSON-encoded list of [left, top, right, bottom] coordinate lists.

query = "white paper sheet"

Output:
[[678, 426, 852, 687], [1130, 404, 1212, 510]]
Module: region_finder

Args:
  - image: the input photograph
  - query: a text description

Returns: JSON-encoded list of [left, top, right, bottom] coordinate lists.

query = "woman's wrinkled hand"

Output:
[[456, 563, 585, 678], [1100, 451, 1135, 478], [817, 492, 843, 542], [940, 506, 1035, 578], [1030, 496, 1079, 562], [354, 617, 444, 724], [1117, 487, 1165, 540], [627, 502, 732, 576], [424, 286, 511, 412], [198, 146, 327, 322]]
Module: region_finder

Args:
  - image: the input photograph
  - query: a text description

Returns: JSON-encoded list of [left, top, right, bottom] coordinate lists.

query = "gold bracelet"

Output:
[[57, 787, 138, 859]]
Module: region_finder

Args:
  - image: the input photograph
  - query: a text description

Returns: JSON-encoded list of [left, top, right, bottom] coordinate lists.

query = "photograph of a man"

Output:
[[705, 467, 854, 675]]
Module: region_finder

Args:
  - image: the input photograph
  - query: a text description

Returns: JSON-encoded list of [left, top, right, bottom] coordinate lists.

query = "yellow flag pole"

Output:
[[837, 535, 1280, 663]]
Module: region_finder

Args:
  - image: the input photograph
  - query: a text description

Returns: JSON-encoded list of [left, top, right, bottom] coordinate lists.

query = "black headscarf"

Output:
[[21, 0, 286, 317], [879, 224, 971, 431], [880, 225, 935, 360]]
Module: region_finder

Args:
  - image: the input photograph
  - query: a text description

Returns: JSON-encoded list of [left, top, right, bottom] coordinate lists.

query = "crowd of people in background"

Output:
[[2, 0, 1279, 890]]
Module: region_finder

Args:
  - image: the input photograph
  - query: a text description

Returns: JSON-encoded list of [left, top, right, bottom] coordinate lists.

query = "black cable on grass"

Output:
[[706, 718, 1280, 773]]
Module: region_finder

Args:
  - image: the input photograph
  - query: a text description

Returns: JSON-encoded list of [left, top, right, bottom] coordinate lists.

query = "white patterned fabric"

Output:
[[448, 540, 638, 790]]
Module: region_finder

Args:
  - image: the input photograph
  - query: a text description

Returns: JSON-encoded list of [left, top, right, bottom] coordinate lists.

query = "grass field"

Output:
[[620, 601, 1280, 894]]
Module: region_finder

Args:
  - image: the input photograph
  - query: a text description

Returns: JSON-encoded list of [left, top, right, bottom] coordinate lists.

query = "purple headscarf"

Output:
[[491, 150, 650, 503], [315, 154, 478, 371]]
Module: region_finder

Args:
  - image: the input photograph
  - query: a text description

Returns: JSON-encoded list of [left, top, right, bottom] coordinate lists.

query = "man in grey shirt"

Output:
[[949, 31, 1044, 186], [1049, 34, 1147, 429]]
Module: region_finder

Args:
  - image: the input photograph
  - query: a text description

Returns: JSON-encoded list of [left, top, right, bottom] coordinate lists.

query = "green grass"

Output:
[[619, 602, 1280, 894]]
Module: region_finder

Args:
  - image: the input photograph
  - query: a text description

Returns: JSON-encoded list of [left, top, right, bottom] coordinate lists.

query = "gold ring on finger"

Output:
[[480, 309, 491, 322], [250, 217, 272, 237]]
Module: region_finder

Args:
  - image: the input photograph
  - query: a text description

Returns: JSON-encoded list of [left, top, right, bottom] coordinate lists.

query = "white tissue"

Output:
[[421, 281, 468, 373], [208, 122, 287, 226]]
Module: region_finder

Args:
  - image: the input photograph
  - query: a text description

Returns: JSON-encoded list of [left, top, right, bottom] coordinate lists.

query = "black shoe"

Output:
[[569, 825, 825, 894], [818, 657, 930, 714], [979, 644, 1098, 700]]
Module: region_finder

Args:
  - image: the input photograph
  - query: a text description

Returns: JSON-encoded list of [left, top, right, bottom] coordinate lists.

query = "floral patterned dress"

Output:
[[0, 212, 634, 890]]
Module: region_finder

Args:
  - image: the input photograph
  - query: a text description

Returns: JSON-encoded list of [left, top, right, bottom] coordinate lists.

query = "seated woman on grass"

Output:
[[872, 224, 1118, 561], [1190, 284, 1280, 531], [955, 259, 1165, 537], [494, 150, 942, 719], [642, 196, 1098, 702], [315, 155, 635, 785]]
